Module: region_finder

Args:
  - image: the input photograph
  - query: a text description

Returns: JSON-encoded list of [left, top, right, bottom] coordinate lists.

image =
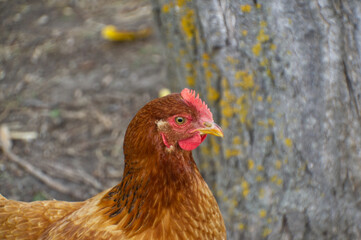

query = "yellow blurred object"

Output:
[[101, 25, 152, 42], [158, 88, 171, 97]]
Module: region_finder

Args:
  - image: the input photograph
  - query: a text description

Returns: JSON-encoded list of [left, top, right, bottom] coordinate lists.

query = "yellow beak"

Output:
[[195, 122, 224, 138]]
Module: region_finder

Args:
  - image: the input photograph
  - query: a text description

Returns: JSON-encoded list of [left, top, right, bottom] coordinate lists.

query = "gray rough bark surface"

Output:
[[151, 0, 361, 239]]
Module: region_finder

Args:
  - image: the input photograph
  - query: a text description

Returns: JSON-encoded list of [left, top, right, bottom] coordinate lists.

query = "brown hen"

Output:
[[0, 88, 226, 240]]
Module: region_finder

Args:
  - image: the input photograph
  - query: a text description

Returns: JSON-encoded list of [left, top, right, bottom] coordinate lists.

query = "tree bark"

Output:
[[151, 0, 361, 239]]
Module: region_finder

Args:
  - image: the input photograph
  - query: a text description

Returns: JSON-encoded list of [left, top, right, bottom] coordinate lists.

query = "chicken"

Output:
[[0, 88, 226, 240]]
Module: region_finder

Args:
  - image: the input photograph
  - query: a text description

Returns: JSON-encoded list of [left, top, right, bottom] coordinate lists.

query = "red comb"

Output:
[[181, 88, 213, 120]]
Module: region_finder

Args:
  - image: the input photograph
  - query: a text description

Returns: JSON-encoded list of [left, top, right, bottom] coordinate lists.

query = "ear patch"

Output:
[[180, 88, 213, 120], [155, 120, 169, 131]]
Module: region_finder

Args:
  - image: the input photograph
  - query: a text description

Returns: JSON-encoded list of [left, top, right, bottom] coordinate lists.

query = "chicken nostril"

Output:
[[203, 122, 212, 127]]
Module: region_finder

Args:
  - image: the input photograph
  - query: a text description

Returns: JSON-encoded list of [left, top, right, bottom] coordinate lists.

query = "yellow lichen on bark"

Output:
[[252, 42, 262, 56], [225, 149, 241, 158], [262, 228, 272, 237], [186, 76, 195, 87], [238, 223, 245, 230], [248, 159, 254, 170], [275, 160, 282, 169], [259, 209, 267, 218], [234, 71, 254, 90], [210, 137, 220, 155], [208, 87, 220, 102], [232, 136, 241, 145], [181, 9, 195, 40], [257, 29, 270, 43], [241, 180, 250, 198], [240, 5, 252, 13], [162, 3, 172, 13], [284, 138, 293, 147], [259, 188, 265, 198]]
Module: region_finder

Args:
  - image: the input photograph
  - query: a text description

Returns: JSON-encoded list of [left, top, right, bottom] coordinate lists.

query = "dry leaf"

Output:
[[0, 124, 12, 150]]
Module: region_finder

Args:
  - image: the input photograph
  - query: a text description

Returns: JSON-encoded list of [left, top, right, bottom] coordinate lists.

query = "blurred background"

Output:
[[2, 0, 361, 239], [0, 0, 167, 201]]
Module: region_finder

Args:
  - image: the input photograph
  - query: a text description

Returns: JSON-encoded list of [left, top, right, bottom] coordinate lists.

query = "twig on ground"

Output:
[[40, 161, 103, 191], [10, 131, 38, 141], [73, 137, 116, 152], [0, 141, 84, 200], [93, 109, 113, 129], [95, 148, 106, 179]]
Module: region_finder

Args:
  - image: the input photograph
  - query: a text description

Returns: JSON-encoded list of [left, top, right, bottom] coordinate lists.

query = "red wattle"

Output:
[[178, 134, 207, 151], [161, 133, 171, 148]]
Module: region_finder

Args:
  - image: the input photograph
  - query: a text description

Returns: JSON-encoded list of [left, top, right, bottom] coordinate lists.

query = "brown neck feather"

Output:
[[99, 104, 203, 236]]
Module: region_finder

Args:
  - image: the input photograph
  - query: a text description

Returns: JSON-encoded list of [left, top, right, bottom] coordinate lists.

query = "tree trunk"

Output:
[[151, 1, 361, 239]]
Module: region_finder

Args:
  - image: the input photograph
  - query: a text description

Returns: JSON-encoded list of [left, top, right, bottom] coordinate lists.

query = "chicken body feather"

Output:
[[0, 195, 84, 239], [0, 89, 226, 240]]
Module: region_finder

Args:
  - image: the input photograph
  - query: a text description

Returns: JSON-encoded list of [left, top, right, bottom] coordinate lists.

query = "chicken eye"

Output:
[[175, 116, 186, 125]]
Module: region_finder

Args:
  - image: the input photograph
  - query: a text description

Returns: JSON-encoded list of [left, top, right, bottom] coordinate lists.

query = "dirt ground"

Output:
[[0, 0, 167, 201]]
